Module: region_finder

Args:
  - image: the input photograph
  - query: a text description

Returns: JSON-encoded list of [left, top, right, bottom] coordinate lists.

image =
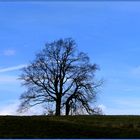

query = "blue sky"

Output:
[[0, 1, 140, 115]]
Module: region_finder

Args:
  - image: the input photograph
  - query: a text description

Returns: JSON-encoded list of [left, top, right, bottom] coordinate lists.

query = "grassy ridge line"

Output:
[[0, 115, 140, 138]]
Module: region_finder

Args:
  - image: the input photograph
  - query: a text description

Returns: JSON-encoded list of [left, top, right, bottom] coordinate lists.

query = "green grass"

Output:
[[1, 115, 140, 138]]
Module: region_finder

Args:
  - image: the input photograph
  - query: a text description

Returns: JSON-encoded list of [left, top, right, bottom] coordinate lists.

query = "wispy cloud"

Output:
[[3, 49, 16, 56], [0, 75, 17, 83], [105, 98, 140, 115], [131, 66, 140, 76], [0, 64, 26, 73]]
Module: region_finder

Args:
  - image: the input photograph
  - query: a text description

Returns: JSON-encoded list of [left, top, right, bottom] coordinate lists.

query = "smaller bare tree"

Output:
[[63, 63, 102, 115]]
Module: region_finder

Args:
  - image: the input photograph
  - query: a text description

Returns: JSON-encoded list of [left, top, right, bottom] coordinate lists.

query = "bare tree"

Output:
[[18, 38, 101, 116]]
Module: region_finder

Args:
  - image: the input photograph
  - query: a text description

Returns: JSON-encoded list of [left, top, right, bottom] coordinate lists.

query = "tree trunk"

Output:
[[65, 102, 70, 116], [55, 99, 61, 116]]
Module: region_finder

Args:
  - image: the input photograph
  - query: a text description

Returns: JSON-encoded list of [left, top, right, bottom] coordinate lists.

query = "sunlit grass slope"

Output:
[[1, 115, 140, 138]]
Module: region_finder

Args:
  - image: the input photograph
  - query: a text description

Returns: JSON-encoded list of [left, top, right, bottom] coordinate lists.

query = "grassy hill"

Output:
[[1, 115, 140, 138]]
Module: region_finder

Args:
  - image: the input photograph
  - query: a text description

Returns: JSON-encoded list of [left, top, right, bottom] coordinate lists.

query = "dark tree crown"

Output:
[[18, 38, 102, 115]]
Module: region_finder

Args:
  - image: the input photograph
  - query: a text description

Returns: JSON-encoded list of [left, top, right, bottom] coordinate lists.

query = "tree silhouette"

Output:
[[18, 38, 102, 116]]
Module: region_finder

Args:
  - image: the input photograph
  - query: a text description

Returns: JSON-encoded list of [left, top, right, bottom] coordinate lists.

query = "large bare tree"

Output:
[[18, 38, 101, 116]]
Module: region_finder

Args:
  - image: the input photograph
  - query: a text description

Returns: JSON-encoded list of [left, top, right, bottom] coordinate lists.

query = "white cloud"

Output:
[[106, 108, 140, 115], [98, 104, 106, 111], [0, 101, 19, 115], [3, 49, 16, 56], [0, 64, 26, 73], [0, 100, 44, 116], [104, 98, 140, 115]]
